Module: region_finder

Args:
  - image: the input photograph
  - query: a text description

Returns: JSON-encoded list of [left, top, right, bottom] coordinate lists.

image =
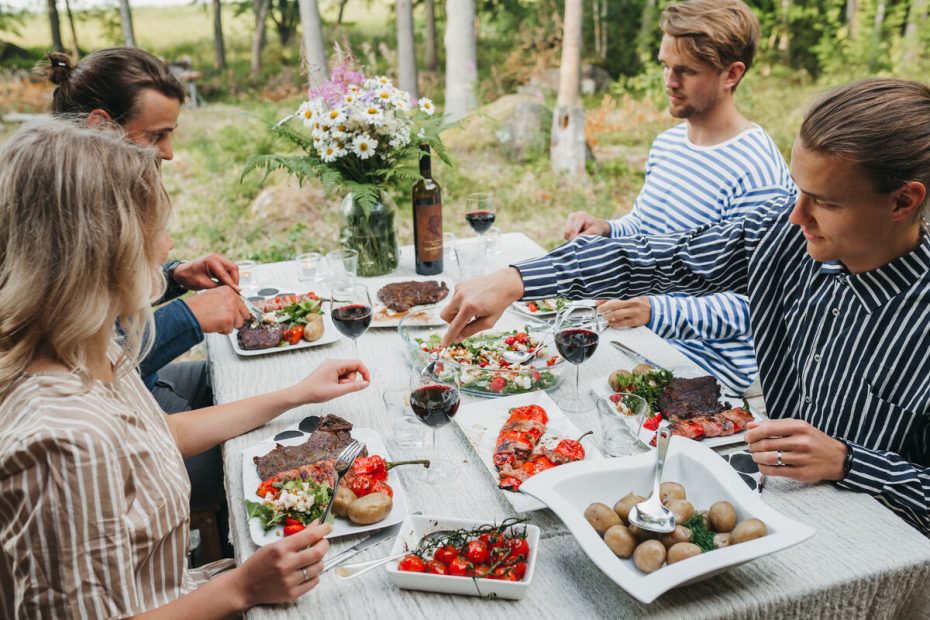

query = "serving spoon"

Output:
[[335, 528, 453, 580], [627, 427, 676, 533]]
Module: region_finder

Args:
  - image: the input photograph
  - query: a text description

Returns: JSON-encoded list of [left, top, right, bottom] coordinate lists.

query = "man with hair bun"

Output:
[[443, 78, 930, 536], [564, 0, 796, 394]]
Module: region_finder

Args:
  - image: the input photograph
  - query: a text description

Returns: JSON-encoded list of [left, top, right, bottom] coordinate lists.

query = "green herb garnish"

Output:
[[685, 513, 716, 552]]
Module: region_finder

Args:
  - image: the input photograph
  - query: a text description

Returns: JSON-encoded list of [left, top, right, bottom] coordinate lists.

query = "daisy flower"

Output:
[[375, 88, 394, 106], [363, 105, 385, 126], [323, 108, 347, 126], [418, 97, 436, 116], [297, 101, 316, 127], [351, 134, 379, 159], [318, 142, 340, 162]]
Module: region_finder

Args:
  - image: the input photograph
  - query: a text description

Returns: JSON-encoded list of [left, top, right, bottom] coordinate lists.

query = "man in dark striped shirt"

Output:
[[441, 79, 930, 535]]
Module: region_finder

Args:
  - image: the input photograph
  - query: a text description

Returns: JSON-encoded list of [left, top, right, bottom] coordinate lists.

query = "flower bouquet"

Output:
[[245, 64, 452, 276]]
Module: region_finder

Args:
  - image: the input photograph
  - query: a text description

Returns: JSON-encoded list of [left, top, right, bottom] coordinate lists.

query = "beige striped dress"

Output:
[[0, 360, 206, 618]]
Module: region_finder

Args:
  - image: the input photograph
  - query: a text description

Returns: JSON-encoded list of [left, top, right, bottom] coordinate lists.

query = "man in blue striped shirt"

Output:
[[442, 79, 930, 535], [563, 0, 796, 393]]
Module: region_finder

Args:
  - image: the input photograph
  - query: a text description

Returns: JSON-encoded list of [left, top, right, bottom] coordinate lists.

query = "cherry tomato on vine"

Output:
[[425, 560, 447, 575], [505, 536, 530, 558], [464, 539, 490, 564], [433, 545, 458, 567], [398, 555, 427, 572], [447, 556, 470, 577]]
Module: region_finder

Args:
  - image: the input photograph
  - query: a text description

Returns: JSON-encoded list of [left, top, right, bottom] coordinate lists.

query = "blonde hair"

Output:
[[661, 0, 760, 90], [0, 118, 169, 398], [800, 79, 930, 222]]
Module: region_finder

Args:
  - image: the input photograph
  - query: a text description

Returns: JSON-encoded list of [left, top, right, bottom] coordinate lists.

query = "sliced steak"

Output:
[[237, 320, 286, 350], [656, 376, 725, 421], [253, 414, 367, 480], [377, 280, 449, 313]]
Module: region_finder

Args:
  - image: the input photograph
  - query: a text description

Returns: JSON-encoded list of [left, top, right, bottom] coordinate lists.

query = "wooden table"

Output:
[[207, 233, 930, 619]]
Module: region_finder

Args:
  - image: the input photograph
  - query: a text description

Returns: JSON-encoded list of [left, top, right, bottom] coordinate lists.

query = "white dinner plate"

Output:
[[228, 313, 342, 357], [453, 391, 603, 512], [519, 437, 815, 604], [592, 377, 766, 450], [511, 300, 561, 318], [241, 427, 410, 544], [371, 276, 453, 328]]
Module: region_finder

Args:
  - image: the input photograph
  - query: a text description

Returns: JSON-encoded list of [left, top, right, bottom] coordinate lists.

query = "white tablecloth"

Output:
[[207, 233, 930, 619]]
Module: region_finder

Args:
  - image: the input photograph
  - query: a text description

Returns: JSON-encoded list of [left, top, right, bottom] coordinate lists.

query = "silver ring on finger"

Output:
[[301, 567, 310, 582], [775, 450, 784, 467]]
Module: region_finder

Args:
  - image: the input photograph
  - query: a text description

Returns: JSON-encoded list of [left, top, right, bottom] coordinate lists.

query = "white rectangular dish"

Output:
[[241, 427, 410, 544], [453, 391, 603, 512], [519, 436, 814, 604], [370, 276, 453, 328], [385, 515, 541, 600], [228, 312, 342, 357]]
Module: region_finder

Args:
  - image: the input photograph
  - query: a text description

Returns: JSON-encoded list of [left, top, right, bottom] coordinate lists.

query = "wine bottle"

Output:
[[413, 145, 443, 275]]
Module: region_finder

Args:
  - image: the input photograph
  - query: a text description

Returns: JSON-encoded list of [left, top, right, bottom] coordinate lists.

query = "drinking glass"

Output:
[[295, 252, 323, 284], [483, 226, 502, 255], [329, 281, 371, 358], [383, 388, 425, 451], [326, 249, 359, 282], [236, 260, 257, 294], [409, 365, 460, 482], [597, 392, 647, 456], [442, 232, 458, 264], [465, 192, 496, 240], [454, 240, 487, 279], [554, 305, 603, 412]]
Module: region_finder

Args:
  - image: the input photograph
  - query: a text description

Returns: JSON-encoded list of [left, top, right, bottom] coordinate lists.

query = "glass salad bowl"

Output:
[[397, 311, 566, 397]]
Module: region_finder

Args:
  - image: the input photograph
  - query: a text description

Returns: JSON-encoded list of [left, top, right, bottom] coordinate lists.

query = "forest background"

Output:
[[0, 0, 928, 262]]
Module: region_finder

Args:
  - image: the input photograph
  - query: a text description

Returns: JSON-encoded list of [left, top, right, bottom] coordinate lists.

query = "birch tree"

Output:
[[396, 0, 418, 97], [118, 0, 135, 46], [299, 0, 328, 87], [63, 0, 79, 55], [550, 0, 585, 178], [444, 0, 476, 122], [902, 0, 929, 68], [251, 0, 271, 74], [213, 0, 227, 70], [424, 0, 437, 70], [47, 0, 63, 52]]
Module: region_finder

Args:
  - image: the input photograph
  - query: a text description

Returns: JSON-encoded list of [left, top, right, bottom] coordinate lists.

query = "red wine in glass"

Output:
[[410, 384, 461, 427], [331, 304, 372, 338], [555, 329, 599, 363], [465, 210, 496, 235]]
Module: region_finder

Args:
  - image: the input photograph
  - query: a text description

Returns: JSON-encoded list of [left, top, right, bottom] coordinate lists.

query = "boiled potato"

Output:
[[632, 363, 655, 376], [666, 499, 694, 524], [660, 525, 692, 549], [604, 525, 637, 558], [608, 369, 634, 392], [628, 523, 661, 541], [585, 502, 621, 535], [731, 518, 767, 544], [708, 501, 737, 533], [633, 540, 666, 573], [613, 493, 645, 525], [332, 487, 357, 517], [347, 492, 393, 525], [667, 542, 703, 564], [713, 533, 732, 548], [660, 481, 686, 505], [302, 314, 325, 342]]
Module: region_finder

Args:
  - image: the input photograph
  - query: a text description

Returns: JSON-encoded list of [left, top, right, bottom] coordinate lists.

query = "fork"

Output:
[[318, 440, 364, 524]]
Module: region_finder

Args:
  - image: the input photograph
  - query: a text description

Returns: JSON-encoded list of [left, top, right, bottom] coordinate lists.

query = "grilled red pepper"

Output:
[[522, 454, 556, 476], [283, 324, 304, 345], [642, 413, 663, 431], [283, 517, 305, 537], [553, 431, 592, 462], [256, 475, 281, 498], [352, 455, 388, 480]]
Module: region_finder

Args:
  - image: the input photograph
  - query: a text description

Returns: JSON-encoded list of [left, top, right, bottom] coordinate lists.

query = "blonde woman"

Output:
[[0, 119, 370, 616]]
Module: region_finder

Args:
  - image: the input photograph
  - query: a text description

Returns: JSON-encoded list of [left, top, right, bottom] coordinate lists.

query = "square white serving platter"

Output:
[[228, 312, 342, 357], [370, 275, 454, 328], [241, 427, 410, 545], [519, 436, 814, 604], [453, 390, 603, 512], [385, 515, 541, 600]]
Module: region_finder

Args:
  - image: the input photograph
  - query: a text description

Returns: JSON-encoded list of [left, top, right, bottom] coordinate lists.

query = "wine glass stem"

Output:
[[430, 427, 439, 480], [352, 338, 359, 359], [573, 363, 581, 400]]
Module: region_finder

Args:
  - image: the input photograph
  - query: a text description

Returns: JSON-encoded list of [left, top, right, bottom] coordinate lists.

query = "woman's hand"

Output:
[[745, 418, 847, 482], [440, 267, 525, 346], [231, 523, 331, 609], [172, 253, 240, 290], [596, 297, 651, 328], [286, 359, 371, 405]]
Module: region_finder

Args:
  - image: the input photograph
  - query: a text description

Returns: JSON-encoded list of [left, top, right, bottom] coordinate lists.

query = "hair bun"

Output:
[[46, 52, 73, 85]]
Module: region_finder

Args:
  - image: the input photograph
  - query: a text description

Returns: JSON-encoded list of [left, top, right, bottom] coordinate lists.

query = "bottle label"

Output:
[[414, 198, 443, 261]]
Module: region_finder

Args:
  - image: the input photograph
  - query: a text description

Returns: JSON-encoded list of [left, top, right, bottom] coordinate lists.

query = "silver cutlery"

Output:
[[335, 528, 453, 580], [238, 291, 265, 323], [628, 427, 676, 533], [317, 441, 363, 525], [323, 512, 422, 573], [609, 340, 667, 370]]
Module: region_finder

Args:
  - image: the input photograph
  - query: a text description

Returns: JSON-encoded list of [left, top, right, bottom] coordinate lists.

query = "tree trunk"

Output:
[[251, 0, 271, 75], [592, 0, 601, 60], [299, 0, 329, 88], [396, 0, 418, 97], [63, 0, 79, 56], [47, 0, 63, 51], [635, 0, 657, 64], [599, 0, 607, 61], [336, 0, 348, 24], [551, 0, 585, 178], [846, 0, 859, 38], [118, 0, 135, 47], [444, 0, 476, 122], [424, 0, 437, 70], [778, 0, 791, 64], [213, 0, 227, 70], [902, 0, 929, 67]]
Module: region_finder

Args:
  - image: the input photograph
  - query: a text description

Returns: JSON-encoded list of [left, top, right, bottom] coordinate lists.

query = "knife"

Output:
[[238, 291, 265, 323], [323, 517, 412, 573], [609, 340, 667, 370]]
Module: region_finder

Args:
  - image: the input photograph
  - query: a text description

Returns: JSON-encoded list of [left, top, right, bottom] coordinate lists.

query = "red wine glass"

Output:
[[409, 365, 460, 482], [465, 192, 496, 239], [554, 305, 603, 412], [330, 281, 372, 358]]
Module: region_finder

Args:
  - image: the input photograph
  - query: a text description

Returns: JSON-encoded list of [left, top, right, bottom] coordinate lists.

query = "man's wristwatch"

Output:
[[838, 439, 855, 479]]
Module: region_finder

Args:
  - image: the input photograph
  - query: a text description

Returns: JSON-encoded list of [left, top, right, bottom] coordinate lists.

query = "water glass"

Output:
[[597, 393, 648, 456], [483, 226, 502, 255], [442, 232, 457, 263], [327, 249, 359, 281], [454, 240, 487, 279], [236, 260, 257, 292], [384, 388, 425, 450], [295, 252, 323, 283]]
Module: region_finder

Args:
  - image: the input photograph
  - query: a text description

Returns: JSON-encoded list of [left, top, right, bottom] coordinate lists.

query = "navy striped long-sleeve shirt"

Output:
[[606, 123, 796, 392], [517, 197, 930, 535]]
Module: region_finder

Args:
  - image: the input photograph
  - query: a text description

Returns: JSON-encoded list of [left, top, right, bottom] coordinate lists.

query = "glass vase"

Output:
[[339, 190, 400, 277]]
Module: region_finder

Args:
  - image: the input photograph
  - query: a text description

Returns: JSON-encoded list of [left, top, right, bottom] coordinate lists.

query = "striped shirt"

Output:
[[516, 197, 930, 535], [0, 355, 204, 618], [607, 122, 796, 392]]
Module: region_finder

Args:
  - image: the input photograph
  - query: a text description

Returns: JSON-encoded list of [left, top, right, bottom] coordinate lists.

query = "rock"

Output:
[[248, 181, 329, 224], [582, 65, 612, 95], [526, 68, 561, 95], [497, 101, 551, 162]]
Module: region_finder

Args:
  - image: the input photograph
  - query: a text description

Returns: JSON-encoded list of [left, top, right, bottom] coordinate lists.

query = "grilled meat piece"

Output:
[[237, 320, 287, 350], [273, 459, 338, 488], [377, 280, 449, 313], [656, 376, 725, 421], [667, 407, 754, 441], [254, 414, 366, 480]]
